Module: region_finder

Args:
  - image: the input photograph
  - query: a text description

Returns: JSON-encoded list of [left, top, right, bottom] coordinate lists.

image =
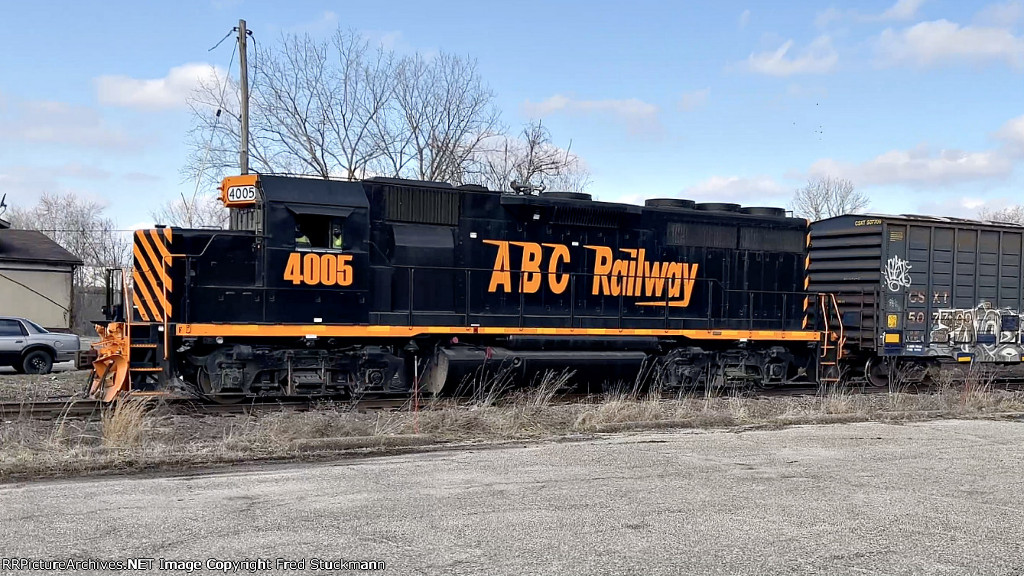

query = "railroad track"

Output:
[[0, 395, 416, 421], [0, 398, 105, 420], [5, 381, 1023, 421]]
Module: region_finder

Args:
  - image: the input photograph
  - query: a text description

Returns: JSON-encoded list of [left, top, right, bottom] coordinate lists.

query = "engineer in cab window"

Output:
[[295, 225, 311, 248], [331, 223, 344, 250]]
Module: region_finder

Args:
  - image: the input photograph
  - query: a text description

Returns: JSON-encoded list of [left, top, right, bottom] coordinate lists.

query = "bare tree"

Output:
[[466, 120, 590, 192], [377, 52, 500, 182], [185, 28, 501, 188], [8, 192, 131, 289], [791, 176, 868, 220], [151, 194, 229, 228], [978, 205, 1024, 224], [185, 30, 392, 186], [185, 70, 246, 189]]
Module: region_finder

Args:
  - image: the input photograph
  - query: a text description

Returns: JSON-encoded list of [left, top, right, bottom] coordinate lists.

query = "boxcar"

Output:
[[809, 214, 1024, 385]]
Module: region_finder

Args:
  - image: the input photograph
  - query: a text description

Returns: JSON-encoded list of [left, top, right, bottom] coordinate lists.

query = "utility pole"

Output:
[[238, 19, 250, 175]]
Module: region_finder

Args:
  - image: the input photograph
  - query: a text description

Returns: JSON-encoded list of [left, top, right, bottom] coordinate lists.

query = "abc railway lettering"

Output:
[[484, 240, 699, 307]]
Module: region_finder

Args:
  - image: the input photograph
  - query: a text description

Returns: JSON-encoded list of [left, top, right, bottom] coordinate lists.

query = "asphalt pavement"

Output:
[[2, 420, 1024, 575]]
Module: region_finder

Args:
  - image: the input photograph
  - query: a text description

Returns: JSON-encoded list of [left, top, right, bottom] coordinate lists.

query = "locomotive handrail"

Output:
[[830, 293, 845, 359], [366, 240, 392, 264], [180, 231, 268, 259]]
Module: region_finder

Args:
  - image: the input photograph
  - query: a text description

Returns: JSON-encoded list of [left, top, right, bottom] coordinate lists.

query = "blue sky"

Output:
[[2, 0, 1023, 228]]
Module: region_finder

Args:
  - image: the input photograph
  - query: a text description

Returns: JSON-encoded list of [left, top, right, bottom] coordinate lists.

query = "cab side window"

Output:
[[0, 319, 26, 337], [293, 214, 346, 250]]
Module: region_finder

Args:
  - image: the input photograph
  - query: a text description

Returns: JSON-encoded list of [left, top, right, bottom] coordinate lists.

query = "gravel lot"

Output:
[[2, 419, 1024, 575], [0, 368, 87, 401]]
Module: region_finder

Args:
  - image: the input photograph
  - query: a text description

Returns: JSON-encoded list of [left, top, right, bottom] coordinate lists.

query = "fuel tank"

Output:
[[424, 344, 650, 395]]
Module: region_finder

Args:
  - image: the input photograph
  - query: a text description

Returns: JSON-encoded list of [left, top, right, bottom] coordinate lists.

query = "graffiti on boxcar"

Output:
[[927, 302, 1024, 361], [883, 255, 912, 292]]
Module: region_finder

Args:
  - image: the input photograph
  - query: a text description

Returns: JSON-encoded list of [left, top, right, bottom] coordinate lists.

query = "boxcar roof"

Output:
[[817, 212, 1024, 229]]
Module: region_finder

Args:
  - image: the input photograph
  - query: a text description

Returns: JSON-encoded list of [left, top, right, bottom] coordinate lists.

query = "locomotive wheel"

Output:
[[197, 368, 245, 405], [865, 357, 891, 388]]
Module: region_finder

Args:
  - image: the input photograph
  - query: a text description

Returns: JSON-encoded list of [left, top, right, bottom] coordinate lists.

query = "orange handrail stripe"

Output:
[[176, 323, 822, 341]]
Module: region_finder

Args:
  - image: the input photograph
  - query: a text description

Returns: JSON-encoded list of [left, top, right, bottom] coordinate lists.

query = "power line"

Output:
[[188, 28, 240, 223], [208, 28, 234, 52], [24, 228, 163, 233], [249, 32, 259, 90]]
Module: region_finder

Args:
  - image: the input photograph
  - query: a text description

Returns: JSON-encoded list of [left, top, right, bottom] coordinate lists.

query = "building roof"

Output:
[[0, 230, 83, 265]]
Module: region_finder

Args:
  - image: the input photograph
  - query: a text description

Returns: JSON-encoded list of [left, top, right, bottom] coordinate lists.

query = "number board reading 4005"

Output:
[[284, 253, 354, 286], [226, 185, 257, 203]]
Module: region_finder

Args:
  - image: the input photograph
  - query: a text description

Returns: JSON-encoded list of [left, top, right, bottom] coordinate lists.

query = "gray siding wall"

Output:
[[0, 261, 74, 330]]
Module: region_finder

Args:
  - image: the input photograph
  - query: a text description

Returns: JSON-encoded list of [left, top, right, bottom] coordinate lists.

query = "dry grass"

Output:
[[2, 376, 1024, 482], [100, 397, 153, 448]]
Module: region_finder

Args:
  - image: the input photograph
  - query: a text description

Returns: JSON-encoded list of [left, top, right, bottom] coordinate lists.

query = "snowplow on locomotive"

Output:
[[88, 174, 841, 402]]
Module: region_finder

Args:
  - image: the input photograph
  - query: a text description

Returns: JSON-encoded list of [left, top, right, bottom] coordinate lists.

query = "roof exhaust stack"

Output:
[[510, 181, 546, 195]]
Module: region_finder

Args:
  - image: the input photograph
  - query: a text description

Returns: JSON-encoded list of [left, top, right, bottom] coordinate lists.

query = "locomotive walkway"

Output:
[[3, 419, 1024, 575]]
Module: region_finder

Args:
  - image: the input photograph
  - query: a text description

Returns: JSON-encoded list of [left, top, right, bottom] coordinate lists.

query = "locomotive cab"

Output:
[[209, 175, 372, 325]]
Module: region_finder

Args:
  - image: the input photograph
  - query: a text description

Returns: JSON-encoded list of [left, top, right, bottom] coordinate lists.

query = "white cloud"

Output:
[[808, 146, 1013, 187], [816, 0, 925, 27], [815, 7, 845, 29], [521, 95, 660, 133], [681, 176, 787, 203], [744, 36, 838, 76], [876, 20, 1024, 68], [608, 176, 787, 207], [881, 0, 927, 20], [739, 9, 751, 29], [806, 115, 1024, 189], [975, 1, 1024, 27], [0, 98, 135, 149], [996, 114, 1024, 154], [916, 196, 1012, 218], [678, 88, 710, 111], [362, 30, 404, 50], [127, 220, 155, 231], [95, 63, 226, 111]]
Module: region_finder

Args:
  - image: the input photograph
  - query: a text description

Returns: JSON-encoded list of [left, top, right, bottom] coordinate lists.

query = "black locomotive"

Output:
[[89, 174, 831, 401]]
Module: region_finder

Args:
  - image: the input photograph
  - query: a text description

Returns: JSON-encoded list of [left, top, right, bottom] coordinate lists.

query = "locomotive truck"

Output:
[[87, 174, 840, 402]]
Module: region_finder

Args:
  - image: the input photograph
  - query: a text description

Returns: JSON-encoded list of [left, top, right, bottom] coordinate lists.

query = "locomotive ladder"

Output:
[[818, 293, 845, 386], [127, 323, 164, 389], [125, 269, 166, 391]]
